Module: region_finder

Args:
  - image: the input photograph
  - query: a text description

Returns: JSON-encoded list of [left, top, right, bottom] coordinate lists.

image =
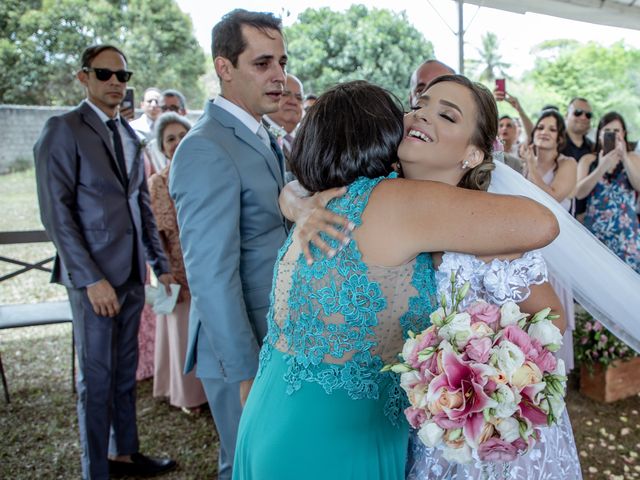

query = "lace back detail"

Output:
[[259, 173, 437, 425]]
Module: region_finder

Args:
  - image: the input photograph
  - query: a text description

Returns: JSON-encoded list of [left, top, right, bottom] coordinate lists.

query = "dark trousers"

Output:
[[67, 281, 144, 480]]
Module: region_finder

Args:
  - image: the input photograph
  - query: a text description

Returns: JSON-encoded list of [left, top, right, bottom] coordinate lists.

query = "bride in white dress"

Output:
[[282, 74, 640, 479], [396, 75, 582, 480], [405, 249, 582, 479]]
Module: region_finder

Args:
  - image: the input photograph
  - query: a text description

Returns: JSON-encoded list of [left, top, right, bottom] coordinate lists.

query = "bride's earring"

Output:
[[461, 160, 470, 170]]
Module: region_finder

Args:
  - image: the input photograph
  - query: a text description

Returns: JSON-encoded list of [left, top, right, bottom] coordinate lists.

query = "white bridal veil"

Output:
[[489, 161, 640, 354]]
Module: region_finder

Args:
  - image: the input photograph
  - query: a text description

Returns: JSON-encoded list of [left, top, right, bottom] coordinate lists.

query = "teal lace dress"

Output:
[[233, 174, 437, 480]]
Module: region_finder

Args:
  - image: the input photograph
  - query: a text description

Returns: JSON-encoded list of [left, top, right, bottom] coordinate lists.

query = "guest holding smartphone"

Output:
[[576, 111, 640, 274], [493, 78, 534, 142]]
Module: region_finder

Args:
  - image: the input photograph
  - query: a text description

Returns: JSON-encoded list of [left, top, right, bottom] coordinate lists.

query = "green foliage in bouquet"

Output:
[[574, 310, 637, 372]]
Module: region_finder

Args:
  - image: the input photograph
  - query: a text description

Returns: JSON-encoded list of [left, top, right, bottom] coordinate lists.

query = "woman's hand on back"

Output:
[[279, 182, 354, 264]]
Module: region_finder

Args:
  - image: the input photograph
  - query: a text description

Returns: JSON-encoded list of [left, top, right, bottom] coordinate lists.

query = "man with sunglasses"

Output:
[[34, 44, 176, 480], [562, 97, 595, 217], [130, 87, 162, 140]]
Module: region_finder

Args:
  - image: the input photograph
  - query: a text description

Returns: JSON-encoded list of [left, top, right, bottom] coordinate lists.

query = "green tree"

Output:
[[0, 0, 206, 108], [466, 32, 510, 84], [523, 40, 640, 138], [284, 5, 434, 104]]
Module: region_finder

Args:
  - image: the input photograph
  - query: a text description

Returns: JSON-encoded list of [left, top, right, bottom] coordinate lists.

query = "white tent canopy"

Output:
[[452, 0, 639, 72], [464, 0, 640, 31]]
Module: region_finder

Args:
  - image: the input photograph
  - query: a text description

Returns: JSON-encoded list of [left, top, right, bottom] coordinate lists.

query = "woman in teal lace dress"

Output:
[[576, 112, 640, 273], [232, 81, 559, 480]]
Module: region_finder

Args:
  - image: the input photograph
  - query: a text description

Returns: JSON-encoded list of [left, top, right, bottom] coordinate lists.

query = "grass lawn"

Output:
[[1, 169, 639, 479]]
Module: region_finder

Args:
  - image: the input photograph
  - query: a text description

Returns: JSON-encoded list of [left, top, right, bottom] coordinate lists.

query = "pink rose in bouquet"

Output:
[[466, 302, 501, 330], [477, 437, 517, 462]]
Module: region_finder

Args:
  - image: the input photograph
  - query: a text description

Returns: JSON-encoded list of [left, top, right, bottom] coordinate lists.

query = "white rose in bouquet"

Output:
[[417, 422, 445, 448], [499, 301, 528, 327], [496, 417, 520, 442], [399, 370, 421, 392], [493, 340, 525, 380], [438, 312, 471, 347], [493, 383, 521, 419], [528, 319, 563, 351], [401, 337, 417, 363]]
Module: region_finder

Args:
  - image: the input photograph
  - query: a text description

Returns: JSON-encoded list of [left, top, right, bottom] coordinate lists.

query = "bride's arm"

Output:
[[518, 283, 566, 333], [358, 178, 558, 266]]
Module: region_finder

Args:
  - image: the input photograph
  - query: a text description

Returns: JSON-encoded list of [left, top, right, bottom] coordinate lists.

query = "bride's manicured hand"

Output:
[[295, 187, 354, 265]]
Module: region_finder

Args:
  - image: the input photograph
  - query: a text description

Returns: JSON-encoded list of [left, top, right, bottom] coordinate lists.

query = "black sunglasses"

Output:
[[83, 67, 133, 83], [161, 105, 181, 112], [573, 109, 593, 119]]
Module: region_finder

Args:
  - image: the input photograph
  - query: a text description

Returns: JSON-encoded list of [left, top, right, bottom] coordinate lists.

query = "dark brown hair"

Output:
[[594, 111, 632, 153], [80, 44, 127, 69], [212, 9, 282, 67], [290, 81, 403, 193], [427, 74, 498, 192], [531, 109, 567, 152]]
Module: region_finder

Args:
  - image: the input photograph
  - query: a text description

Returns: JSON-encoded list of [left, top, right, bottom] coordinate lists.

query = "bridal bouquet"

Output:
[[384, 275, 567, 465]]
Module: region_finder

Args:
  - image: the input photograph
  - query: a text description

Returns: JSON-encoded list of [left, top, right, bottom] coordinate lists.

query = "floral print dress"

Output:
[[583, 164, 640, 273]]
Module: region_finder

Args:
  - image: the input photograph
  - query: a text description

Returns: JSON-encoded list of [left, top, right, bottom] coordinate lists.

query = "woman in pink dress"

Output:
[[148, 112, 206, 411]]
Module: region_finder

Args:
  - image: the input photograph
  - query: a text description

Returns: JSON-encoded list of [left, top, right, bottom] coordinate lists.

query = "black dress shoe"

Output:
[[109, 452, 177, 478]]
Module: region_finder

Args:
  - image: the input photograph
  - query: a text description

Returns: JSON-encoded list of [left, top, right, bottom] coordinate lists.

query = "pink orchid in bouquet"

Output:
[[383, 273, 567, 466]]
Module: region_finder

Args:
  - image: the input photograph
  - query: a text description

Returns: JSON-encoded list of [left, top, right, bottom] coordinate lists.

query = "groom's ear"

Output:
[[214, 56, 233, 82], [464, 147, 483, 169]]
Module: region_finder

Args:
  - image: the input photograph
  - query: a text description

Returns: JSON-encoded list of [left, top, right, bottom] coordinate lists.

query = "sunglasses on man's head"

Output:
[[573, 109, 593, 119], [83, 67, 133, 83]]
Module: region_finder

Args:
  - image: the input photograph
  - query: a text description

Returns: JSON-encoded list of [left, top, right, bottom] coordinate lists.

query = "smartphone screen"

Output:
[[121, 87, 134, 110], [495, 78, 506, 95], [603, 131, 616, 155]]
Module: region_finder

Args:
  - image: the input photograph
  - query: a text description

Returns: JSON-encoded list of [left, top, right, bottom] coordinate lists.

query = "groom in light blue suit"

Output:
[[169, 10, 288, 480]]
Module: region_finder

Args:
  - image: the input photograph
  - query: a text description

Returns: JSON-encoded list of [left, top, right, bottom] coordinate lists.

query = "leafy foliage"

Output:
[[466, 32, 511, 83], [0, 0, 206, 108], [521, 40, 640, 137], [284, 5, 434, 104], [574, 310, 637, 372]]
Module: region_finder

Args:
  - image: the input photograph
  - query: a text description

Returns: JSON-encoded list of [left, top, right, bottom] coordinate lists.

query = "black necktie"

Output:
[[106, 119, 128, 186]]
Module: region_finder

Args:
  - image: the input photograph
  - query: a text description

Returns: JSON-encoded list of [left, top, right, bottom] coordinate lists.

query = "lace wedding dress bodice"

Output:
[[436, 251, 547, 309], [407, 250, 583, 480]]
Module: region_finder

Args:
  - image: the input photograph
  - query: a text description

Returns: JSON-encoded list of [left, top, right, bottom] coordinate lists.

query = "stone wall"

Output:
[[0, 105, 204, 173]]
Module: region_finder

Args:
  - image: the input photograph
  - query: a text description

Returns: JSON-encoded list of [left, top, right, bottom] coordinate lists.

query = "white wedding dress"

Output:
[[406, 250, 583, 480]]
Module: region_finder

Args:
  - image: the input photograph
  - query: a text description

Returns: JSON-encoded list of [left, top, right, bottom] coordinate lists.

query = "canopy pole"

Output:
[[458, 0, 464, 74]]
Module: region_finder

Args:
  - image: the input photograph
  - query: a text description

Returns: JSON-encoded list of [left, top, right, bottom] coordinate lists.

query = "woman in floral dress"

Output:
[[576, 111, 640, 273]]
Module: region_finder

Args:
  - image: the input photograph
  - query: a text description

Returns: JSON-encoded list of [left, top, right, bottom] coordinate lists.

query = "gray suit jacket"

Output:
[[34, 101, 169, 288], [170, 100, 287, 383]]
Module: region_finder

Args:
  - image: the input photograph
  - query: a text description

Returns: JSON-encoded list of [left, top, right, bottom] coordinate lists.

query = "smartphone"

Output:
[[603, 131, 616, 155], [121, 87, 135, 110], [495, 78, 506, 95]]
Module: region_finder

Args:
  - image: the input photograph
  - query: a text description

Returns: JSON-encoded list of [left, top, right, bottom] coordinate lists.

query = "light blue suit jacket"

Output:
[[170, 101, 287, 383]]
